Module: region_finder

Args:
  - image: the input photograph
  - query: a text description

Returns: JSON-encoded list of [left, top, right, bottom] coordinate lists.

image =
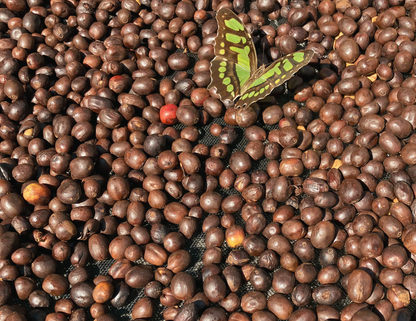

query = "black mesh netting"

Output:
[[8, 12, 416, 321], [11, 92, 410, 321]]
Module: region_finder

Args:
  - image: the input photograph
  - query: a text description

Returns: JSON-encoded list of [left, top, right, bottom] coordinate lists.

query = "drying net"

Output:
[[9, 11, 415, 321]]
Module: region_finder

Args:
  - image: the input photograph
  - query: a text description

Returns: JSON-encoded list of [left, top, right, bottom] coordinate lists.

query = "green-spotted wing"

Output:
[[208, 8, 314, 109]]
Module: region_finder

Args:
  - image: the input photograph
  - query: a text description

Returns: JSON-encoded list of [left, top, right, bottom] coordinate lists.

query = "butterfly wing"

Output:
[[208, 8, 257, 102], [235, 50, 314, 109]]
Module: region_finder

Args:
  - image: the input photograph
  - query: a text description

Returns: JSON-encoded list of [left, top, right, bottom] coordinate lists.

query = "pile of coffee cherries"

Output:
[[1, 0, 416, 320]]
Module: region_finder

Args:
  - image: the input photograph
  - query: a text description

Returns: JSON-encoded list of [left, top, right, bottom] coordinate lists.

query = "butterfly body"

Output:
[[208, 8, 314, 109]]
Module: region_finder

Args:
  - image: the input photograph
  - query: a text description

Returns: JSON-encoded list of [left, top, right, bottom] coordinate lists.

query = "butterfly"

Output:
[[208, 8, 314, 109]]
